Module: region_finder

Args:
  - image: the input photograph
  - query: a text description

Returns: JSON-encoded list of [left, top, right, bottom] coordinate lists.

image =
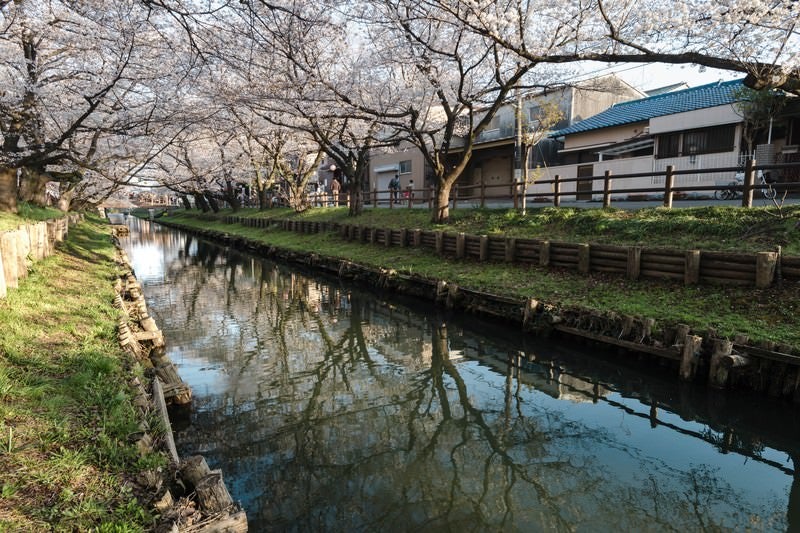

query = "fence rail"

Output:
[[357, 160, 800, 210]]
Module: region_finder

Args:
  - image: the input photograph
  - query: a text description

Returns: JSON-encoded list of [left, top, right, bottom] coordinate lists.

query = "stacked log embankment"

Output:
[[154, 216, 800, 401], [219, 215, 794, 289], [0, 214, 83, 299], [112, 228, 246, 532]]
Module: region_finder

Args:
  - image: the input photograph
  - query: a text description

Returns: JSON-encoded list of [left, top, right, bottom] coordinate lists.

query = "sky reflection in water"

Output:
[[123, 217, 800, 532]]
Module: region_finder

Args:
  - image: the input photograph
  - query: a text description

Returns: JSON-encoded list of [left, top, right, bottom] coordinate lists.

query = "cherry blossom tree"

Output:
[[348, 0, 538, 222], [199, 0, 383, 215], [0, 0, 200, 212], [434, 0, 800, 94]]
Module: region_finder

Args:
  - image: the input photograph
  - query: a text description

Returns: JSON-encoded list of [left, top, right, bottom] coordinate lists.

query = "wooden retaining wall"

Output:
[[113, 232, 247, 532], [219, 215, 793, 289], [0, 215, 83, 299], [160, 219, 800, 402]]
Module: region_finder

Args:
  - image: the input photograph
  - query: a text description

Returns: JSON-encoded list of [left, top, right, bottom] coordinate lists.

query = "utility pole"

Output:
[[514, 83, 523, 209]]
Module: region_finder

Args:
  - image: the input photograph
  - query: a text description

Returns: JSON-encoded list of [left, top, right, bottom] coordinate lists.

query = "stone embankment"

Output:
[[155, 216, 800, 402], [0, 214, 81, 299], [112, 228, 247, 532]]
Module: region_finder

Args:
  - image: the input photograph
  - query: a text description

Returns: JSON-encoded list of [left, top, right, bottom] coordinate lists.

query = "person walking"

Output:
[[389, 174, 400, 204]]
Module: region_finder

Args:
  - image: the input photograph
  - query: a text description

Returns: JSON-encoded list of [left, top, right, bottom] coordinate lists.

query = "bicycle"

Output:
[[714, 172, 776, 201]]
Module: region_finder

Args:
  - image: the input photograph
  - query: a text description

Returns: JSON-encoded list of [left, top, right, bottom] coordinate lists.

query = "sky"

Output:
[[606, 62, 742, 92]]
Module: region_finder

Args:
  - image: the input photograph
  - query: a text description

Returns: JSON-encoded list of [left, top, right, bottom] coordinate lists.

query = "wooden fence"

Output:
[[0, 214, 83, 299], [222, 215, 793, 288], [356, 160, 800, 210]]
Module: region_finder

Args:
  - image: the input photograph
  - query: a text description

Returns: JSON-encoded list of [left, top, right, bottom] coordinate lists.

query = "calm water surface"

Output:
[[122, 218, 800, 532]]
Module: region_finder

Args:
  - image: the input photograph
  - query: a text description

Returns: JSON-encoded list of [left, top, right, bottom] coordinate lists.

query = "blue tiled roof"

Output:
[[552, 78, 744, 137]]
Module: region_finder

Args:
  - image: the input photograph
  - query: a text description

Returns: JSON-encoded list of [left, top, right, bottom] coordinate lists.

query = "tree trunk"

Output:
[[258, 189, 268, 210], [204, 191, 220, 213], [57, 188, 75, 212], [348, 182, 363, 216], [432, 182, 453, 223], [180, 195, 191, 210], [193, 192, 209, 212], [18, 168, 49, 206], [224, 180, 241, 212], [0, 166, 18, 213]]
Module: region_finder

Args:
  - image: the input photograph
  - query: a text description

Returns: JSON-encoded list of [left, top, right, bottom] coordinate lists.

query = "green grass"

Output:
[[167, 203, 800, 254], [0, 202, 65, 231], [0, 213, 163, 531], [163, 207, 800, 348]]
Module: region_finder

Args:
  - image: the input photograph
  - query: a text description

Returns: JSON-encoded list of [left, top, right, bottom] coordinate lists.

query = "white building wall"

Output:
[[369, 146, 426, 198], [530, 156, 653, 199], [649, 104, 740, 134], [529, 150, 742, 200], [651, 152, 741, 186]]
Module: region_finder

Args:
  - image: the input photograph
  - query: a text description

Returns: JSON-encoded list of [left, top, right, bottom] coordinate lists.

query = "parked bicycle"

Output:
[[714, 171, 776, 200]]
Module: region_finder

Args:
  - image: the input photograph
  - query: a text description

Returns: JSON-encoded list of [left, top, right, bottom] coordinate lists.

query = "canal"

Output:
[[122, 217, 800, 531]]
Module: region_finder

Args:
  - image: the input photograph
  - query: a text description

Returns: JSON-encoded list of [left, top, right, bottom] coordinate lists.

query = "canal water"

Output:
[[122, 218, 800, 531]]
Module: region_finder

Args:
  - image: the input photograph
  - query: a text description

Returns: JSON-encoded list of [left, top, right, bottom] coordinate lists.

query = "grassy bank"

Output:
[[160, 206, 800, 348], [168, 203, 800, 254], [0, 202, 65, 232], [0, 214, 163, 531]]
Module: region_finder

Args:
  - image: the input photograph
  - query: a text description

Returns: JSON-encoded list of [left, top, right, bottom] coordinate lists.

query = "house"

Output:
[[534, 79, 800, 201], [365, 75, 644, 201], [450, 75, 645, 200]]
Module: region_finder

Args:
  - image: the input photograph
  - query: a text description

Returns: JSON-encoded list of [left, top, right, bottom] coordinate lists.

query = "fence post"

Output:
[[742, 158, 755, 208], [756, 251, 778, 288], [456, 232, 465, 259], [374, 187, 380, 208], [435, 231, 444, 255], [603, 170, 612, 208], [479, 235, 488, 261], [453, 185, 459, 210], [480, 177, 486, 208], [663, 165, 675, 208], [685, 250, 701, 285], [428, 186, 434, 210], [708, 339, 734, 388], [553, 174, 561, 207], [577, 244, 590, 274], [539, 240, 550, 267], [1, 232, 19, 289], [505, 237, 516, 262], [679, 334, 703, 381], [627, 246, 641, 280]]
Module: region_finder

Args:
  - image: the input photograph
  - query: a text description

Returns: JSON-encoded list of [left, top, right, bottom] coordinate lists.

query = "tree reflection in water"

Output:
[[124, 219, 796, 532]]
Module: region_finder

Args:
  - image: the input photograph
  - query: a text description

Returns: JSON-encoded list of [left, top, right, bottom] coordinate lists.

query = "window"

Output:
[[701, 124, 735, 154], [399, 160, 412, 174], [656, 125, 736, 159], [657, 133, 681, 158]]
